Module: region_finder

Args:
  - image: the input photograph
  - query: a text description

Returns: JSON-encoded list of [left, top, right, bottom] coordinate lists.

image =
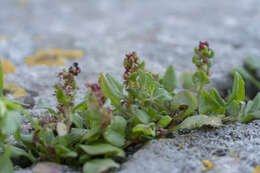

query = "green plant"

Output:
[[192, 41, 214, 99], [0, 61, 35, 173], [3, 41, 260, 173], [233, 56, 260, 91]]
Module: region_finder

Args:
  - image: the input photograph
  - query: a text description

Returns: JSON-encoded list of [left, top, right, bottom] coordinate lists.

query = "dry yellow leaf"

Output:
[[4, 83, 27, 98], [17, 0, 30, 8], [0, 58, 16, 75], [254, 165, 260, 173], [0, 35, 7, 41], [25, 53, 65, 66], [46, 49, 84, 59], [201, 160, 214, 171], [25, 49, 84, 66]]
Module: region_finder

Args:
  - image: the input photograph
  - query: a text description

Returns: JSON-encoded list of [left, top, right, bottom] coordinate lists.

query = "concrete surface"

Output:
[[1, 0, 260, 172]]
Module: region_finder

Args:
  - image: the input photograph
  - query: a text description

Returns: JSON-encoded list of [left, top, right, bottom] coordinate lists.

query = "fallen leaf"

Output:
[[253, 165, 260, 173], [25, 49, 84, 66], [17, 0, 30, 8], [25, 52, 64, 66], [32, 162, 62, 173], [4, 83, 27, 98], [48, 48, 84, 59], [201, 160, 214, 171], [178, 144, 183, 148], [0, 58, 15, 75], [0, 36, 7, 41]]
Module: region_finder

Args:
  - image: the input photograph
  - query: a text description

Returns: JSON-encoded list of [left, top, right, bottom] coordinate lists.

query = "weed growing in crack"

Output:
[[1, 42, 260, 173]]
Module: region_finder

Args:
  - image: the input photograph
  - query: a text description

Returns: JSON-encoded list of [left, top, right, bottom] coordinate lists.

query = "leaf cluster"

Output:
[[1, 42, 260, 173]]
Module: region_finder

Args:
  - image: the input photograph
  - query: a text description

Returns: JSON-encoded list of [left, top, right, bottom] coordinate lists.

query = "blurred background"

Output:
[[1, 0, 260, 103]]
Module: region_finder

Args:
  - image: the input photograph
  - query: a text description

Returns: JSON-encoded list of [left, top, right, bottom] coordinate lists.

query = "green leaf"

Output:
[[72, 101, 87, 113], [54, 85, 67, 105], [148, 108, 160, 120], [135, 109, 150, 124], [108, 116, 126, 134], [192, 71, 209, 85], [54, 145, 78, 158], [210, 88, 226, 106], [6, 101, 40, 130], [137, 71, 159, 96], [178, 115, 222, 129], [21, 134, 34, 145], [226, 100, 240, 117], [132, 123, 156, 137], [69, 128, 87, 144], [199, 90, 223, 114], [233, 67, 260, 90], [153, 88, 172, 103], [245, 56, 260, 71], [79, 155, 91, 164], [158, 116, 172, 128], [104, 129, 125, 147], [180, 71, 193, 89], [229, 72, 245, 103], [105, 74, 123, 94], [104, 116, 126, 147], [99, 74, 124, 108], [9, 145, 35, 162], [72, 113, 83, 128], [0, 100, 7, 116], [240, 93, 260, 123], [2, 111, 21, 134], [81, 128, 101, 144], [162, 65, 178, 92], [172, 91, 197, 115], [248, 93, 260, 112], [0, 145, 13, 173], [80, 143, 125, 157], [44, 130, 55, 145], [83, 159, 119, 173]]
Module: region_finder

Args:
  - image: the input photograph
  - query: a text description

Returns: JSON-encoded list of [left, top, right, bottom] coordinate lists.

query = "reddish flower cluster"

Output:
[[55, 63, 80, 114], [123, 52, 139, 87], [199, 41, 209, 51], [33, 130, 40, 143], [86, 83, 105, 106], [193, 41, 214, 75], [69, 62, 80, 76], [100, 108, 113, 129], [86, 82, 113, 129]]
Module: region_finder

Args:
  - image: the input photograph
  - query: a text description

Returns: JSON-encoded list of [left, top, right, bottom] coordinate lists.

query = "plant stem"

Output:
[[128, 94, 134, 115], [197, 80, 204, 100]]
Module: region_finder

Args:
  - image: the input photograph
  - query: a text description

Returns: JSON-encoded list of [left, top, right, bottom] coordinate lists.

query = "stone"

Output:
[[118, 121, 260, 173]]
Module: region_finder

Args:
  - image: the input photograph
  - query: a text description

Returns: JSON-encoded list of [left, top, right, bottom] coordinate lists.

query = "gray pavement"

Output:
[[1, 0, 260, 172]]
